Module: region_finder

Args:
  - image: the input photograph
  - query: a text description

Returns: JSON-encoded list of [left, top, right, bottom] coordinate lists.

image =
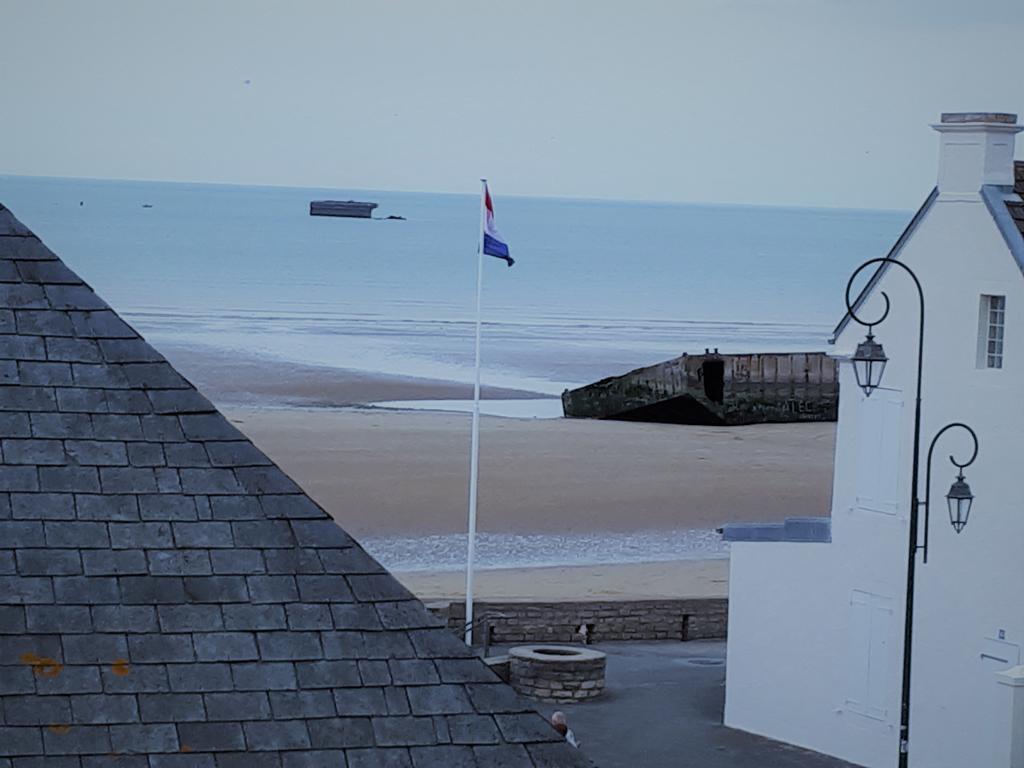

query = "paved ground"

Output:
[[507, 640, 858, 768]]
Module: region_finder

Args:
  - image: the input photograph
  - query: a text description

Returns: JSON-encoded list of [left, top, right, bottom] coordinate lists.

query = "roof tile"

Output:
[[472, 744, 534, 767], [306, 718, 375, 749], [205, 691, 272, 721], [267, 689, 335, 719], [41, 724, 112, 756], [102, 663, 171, 694], [138, 692, 206, 723], [109, 723, 179, 754], [24, 606, 90, 634], [345, 748, 412, 768], [410, 745, 476, 768], [0, 235, 57, 260], [279, 749, 347, 768]]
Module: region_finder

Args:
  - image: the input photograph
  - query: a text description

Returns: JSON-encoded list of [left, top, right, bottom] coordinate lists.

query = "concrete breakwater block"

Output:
[[509, 645, 607, 703]]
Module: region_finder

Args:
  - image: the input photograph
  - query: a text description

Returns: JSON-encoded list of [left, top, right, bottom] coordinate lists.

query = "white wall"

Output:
[[899, 194, 1024, 768], [725, 187, 1024, 767], [725, 362, 907, 768]]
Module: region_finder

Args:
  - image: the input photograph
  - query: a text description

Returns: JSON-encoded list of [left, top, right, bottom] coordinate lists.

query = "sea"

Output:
[[0, 175, 909, 400], [0, 176, 908, 571]]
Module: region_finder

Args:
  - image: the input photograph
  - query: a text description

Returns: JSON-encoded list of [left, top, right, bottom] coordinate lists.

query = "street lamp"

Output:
[[920, 423, 979, 564], [850, 330, 887, 397], [843, 257, 980, 768], [921, 422, 978, 556], [947, 475, 974, 533]]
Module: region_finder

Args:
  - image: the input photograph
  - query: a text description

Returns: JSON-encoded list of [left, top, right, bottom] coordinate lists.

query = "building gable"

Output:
[[834, 116, 1024, 346], [830, 188, 938, 344]]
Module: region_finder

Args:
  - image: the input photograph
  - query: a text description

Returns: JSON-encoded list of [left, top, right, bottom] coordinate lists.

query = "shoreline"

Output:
[[159, 341, 556, 409], [357, 527, 728, 572]]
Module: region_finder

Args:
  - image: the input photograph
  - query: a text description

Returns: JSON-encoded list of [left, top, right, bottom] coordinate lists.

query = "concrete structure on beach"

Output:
[[0, 205, 589, 766], [723, 114, 1024, 766], [562, 350, 838, 425]]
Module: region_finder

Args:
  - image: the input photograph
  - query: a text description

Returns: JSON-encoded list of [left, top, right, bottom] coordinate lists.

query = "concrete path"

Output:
[[521, 640, 859, 768]]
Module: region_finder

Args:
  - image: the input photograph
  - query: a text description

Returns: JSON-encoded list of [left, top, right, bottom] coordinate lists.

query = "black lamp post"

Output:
[[844, 258, 979, 768]]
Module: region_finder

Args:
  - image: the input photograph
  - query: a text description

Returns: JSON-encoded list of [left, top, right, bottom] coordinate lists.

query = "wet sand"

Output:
[[224, 406, 835, 539], [161, 343, 551, 408]]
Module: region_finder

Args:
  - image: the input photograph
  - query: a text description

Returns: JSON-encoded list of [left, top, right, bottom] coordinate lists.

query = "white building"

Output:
[[722, 113, 1024, 768]]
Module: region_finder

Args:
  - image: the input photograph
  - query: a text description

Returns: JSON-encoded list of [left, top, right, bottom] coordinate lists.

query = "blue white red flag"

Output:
[[482, 184, 514, 267]]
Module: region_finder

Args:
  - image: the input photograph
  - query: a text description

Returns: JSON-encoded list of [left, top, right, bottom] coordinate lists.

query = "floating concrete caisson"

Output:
[[309, 199, 378, 218]]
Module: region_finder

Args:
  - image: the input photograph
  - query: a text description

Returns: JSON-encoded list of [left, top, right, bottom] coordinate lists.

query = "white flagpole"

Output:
[[464, 178, 486, 645]]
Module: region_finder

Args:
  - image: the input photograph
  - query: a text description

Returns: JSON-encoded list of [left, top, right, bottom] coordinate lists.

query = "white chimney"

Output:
[[932, 112, 1022, 196]]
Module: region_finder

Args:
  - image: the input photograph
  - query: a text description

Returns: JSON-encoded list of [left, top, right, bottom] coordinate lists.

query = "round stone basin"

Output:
[[508, 644, 607, 702]]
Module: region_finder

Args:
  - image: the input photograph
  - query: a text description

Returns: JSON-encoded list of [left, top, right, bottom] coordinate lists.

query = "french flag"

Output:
[[482, 184, 514, 267]]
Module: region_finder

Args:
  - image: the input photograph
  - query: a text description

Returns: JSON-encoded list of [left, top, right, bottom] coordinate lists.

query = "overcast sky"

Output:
[[2, 0, 1023, 209]]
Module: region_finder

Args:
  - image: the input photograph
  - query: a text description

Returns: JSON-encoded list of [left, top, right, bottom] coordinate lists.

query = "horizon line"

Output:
[[0, 172, 915, 216]]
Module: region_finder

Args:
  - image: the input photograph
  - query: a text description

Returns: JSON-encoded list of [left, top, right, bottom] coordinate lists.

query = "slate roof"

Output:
[[0, 205, 590, 768], [1007, 161, 1024, 243]]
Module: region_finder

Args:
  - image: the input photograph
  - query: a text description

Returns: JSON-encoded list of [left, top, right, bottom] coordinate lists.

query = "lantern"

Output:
[[851, 331, 887, 397], [946, 473, 974, 533]]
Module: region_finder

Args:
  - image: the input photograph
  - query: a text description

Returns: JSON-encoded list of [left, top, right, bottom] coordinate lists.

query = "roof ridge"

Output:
[[830, 188, 939, 344], [0, 204, 587, 765]]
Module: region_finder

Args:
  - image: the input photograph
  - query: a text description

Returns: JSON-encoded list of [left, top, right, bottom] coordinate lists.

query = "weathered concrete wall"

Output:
[[562, 351, 837, 425], [441, 599, 728, 645]]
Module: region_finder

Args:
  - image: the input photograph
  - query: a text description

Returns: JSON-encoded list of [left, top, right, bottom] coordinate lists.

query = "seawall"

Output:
[[435, 598, 728, 645]]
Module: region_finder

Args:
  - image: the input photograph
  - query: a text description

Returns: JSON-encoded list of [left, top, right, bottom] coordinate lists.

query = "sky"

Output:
[[2, 0, 1024, 210]]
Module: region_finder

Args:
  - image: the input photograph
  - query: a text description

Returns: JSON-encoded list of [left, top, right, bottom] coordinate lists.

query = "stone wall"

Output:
[[441, 598, 728, 645]]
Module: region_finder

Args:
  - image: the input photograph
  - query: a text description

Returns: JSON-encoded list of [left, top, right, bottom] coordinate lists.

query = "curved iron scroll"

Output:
[[844, 257, 924, 334], [922, 422, 979, 562]]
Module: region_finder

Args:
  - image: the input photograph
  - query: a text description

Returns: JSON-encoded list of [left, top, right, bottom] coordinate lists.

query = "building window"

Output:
[[978, 295, 1006, 369]]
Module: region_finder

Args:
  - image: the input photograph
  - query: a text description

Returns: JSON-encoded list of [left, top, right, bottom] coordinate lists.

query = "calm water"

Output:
[[0, 175, 909, 394]]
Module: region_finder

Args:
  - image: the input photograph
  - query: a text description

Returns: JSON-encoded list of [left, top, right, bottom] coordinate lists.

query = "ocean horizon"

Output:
[[0, 174, 910, 397]]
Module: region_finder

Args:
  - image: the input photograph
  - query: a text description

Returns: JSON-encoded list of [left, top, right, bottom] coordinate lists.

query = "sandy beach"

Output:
[[160, 342, 837, 601], [219, 396, 834, 600], [397, 559, 730, 602], [223, 406, 836, 539]]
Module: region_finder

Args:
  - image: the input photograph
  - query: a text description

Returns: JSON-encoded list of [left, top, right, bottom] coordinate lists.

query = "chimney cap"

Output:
[[940, 112, 1018, 125]]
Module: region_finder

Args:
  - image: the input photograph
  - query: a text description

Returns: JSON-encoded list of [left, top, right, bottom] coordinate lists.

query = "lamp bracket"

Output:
[[921, 422, 979, 563]]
